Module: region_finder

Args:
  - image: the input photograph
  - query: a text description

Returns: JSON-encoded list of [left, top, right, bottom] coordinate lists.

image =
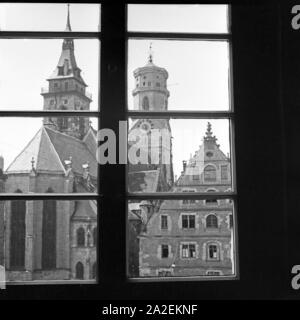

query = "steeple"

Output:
[[41, 3, 92, 140], [65, 4, 72, 32]]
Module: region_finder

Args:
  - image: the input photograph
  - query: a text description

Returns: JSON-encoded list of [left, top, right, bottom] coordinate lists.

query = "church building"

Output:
[[1, 7, 97, 281]]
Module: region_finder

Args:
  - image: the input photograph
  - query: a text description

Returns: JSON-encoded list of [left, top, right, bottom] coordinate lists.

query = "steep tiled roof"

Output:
[[6, 126, 97, 178]]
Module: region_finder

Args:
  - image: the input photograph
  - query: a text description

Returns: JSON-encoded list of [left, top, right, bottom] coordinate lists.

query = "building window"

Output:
[[75, 262, 84, 280], [192, 174, 199, 180], [42, 188, 57, 269], [10, 190, 26, 269], [182, 214, 195, 229], [142, 96, 149, 110], [92, 262, 97, 279], [206, 270, 222, 276], [77, 227, 85, 247], [65, 82, 68, 90], [156, 82, 160, 87], [221, 165, 228, 180], [161, 215, 168, 230], [207, 244, 220, 260], [182, 189, 196, 204], [204, 165, 217, 182], [161, 244, 169, 258], [93, 227, 97, 246], [147, 81, 151, 86], [181, 244, 196, 259], [206, 214, 218, 228]]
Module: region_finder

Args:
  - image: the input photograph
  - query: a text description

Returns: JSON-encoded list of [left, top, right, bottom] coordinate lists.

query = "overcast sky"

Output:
[[0, 3, 231, 178]]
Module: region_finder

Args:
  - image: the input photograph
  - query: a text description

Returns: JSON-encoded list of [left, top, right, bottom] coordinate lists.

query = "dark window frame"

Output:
[[0, 2, 288, 301]]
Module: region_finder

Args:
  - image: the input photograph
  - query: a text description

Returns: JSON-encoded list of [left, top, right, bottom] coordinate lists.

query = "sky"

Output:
[[0, 3, 231, 178]]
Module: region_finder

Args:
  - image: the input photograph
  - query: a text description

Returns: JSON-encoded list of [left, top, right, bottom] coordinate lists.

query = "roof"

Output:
[[6, 126, 97, 178], [48, 39, 87, 86], [72, 200, 97, 220]]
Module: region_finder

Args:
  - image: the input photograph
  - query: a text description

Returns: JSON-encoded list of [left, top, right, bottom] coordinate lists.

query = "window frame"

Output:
[[125, 3, 238, 282]]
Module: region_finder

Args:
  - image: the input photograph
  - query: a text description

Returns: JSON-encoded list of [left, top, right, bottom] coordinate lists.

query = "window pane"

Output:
[[127, 119, 233, 192], [0, 200, 97, 282], [127, 4, 228, 34], [0, 3, 100, 31], [128, 39, 230, 111], [127, 199, 236, 278], [0, 117, 98, 193], [0, 39, 99, 110]]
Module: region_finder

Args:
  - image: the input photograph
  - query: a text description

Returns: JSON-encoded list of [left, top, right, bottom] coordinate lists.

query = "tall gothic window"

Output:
[[10, 190, 26, 269], [42, 188, 56, 269], [142, 96, 149, 110], [77, 227, 85, 247], [75, 262, 84, 279]]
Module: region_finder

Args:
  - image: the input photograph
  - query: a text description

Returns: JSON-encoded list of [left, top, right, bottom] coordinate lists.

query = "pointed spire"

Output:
[[65, 3, 72, 32], [148, 42, 153, 64], [204, 122, 217, 143]]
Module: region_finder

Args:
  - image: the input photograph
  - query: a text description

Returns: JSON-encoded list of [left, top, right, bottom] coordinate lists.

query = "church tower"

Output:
[[41, 4, 92, 140], [132, 45, 170, 111], [129, 47, 174, 190]]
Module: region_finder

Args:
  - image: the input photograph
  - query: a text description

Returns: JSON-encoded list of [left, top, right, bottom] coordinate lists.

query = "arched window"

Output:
[[206, 214, 218, 228], [42, 188, 56, 269], [77, 227, 85, 247], [142, 96, 149, 111], [10, 189, 26, 269], [204, 165, 217, 182], [93, 227, 97, 247], [92, 262, 97, 279], [75, 262, 84, 279]]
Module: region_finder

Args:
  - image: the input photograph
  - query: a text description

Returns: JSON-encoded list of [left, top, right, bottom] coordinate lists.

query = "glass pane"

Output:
[[128, 198, 236, 278], [0, 3, 100, 31], [128, 39, 230, 111], [127, 119, 233, 192], [0, 117, 98, 193], [127, 4, 228, 33], [0, 39, 99, 110], [0, 200, 97, 282]]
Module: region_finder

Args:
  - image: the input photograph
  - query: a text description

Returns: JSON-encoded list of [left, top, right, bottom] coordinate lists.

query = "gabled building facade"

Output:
[[138, 123, 234, 277]]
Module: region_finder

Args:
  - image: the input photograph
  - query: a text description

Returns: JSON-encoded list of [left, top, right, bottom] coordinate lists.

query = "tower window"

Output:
[[142, 96, 150, 111]]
